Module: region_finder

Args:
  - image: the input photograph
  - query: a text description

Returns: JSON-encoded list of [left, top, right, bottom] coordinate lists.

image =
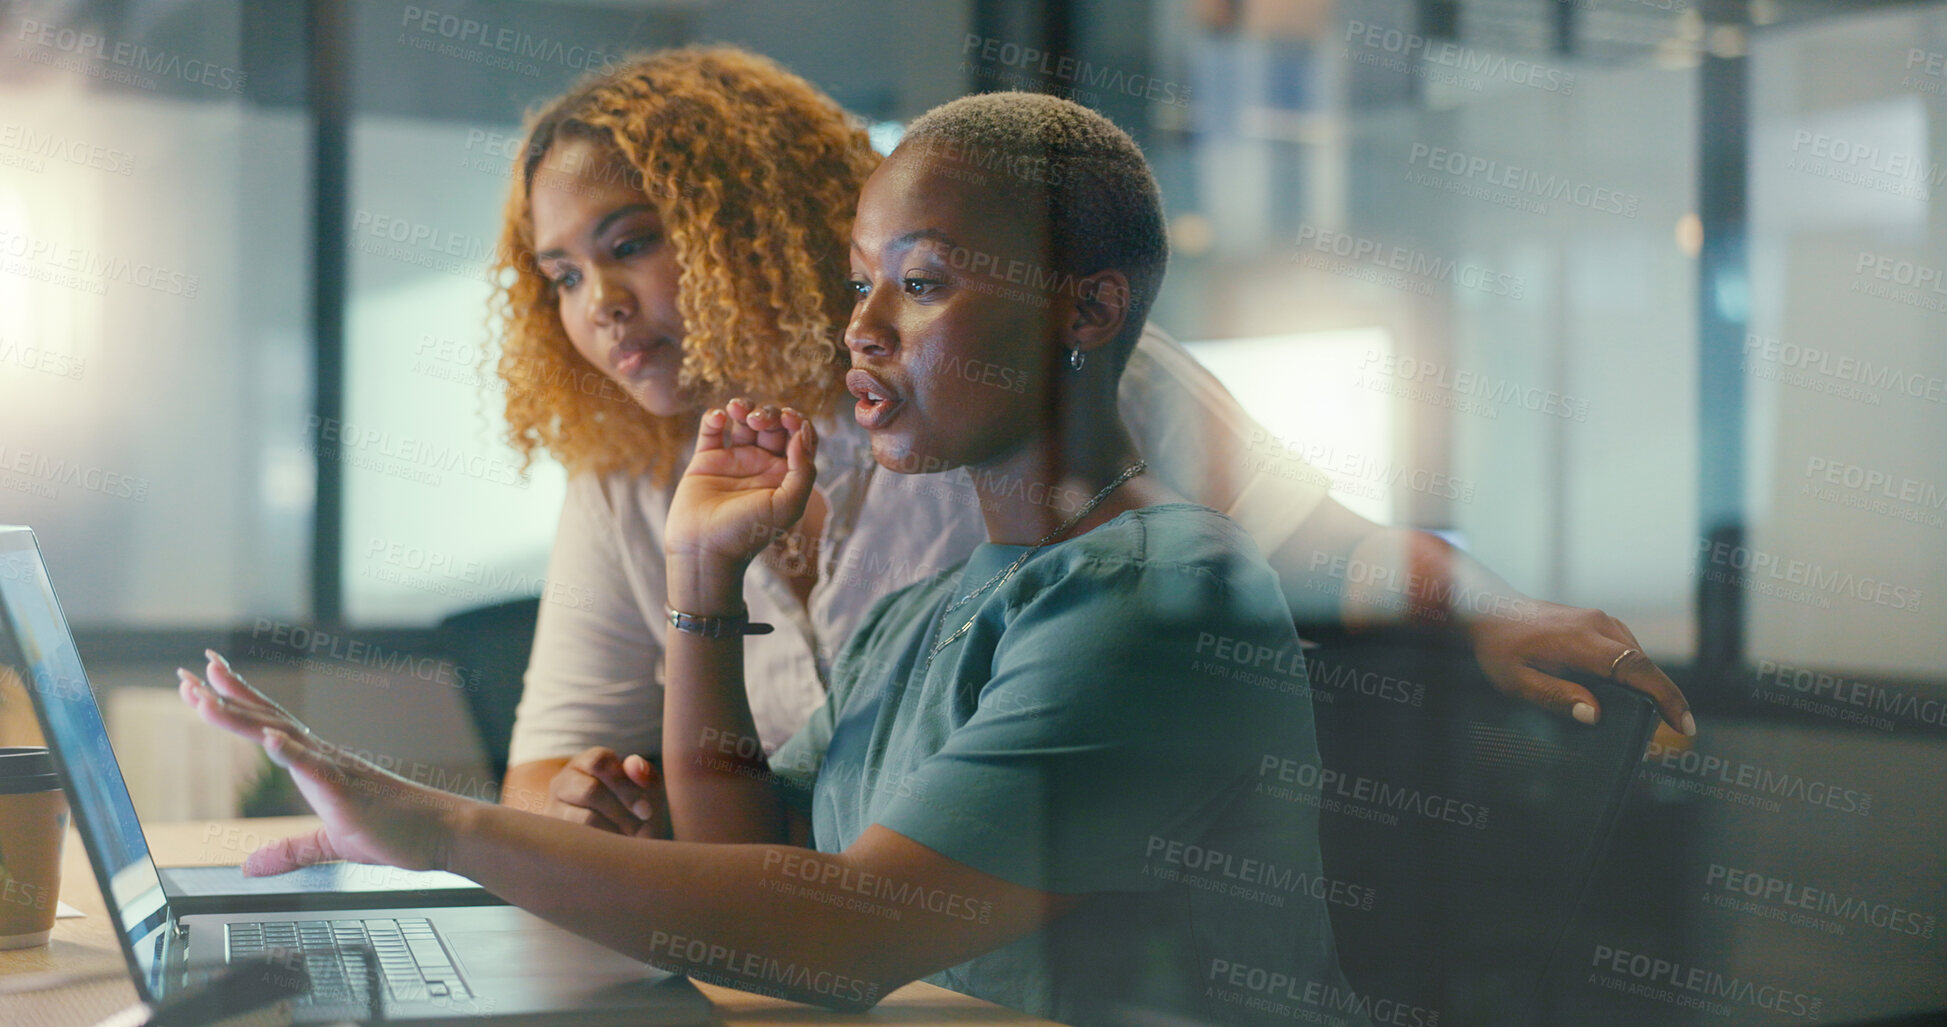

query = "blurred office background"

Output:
[[0, 0, 1941, 1023]]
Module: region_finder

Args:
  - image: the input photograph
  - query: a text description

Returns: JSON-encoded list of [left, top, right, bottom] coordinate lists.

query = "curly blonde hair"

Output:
[[491, 47, 880, 482]]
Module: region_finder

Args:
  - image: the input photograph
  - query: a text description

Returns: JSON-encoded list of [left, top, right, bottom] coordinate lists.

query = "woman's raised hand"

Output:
[[665, 398, 818, 572], [177, 650, 464, 875]]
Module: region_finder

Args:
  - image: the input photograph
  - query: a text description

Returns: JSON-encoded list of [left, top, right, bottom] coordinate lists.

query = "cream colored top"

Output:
[[507, 325, 1330, 765]]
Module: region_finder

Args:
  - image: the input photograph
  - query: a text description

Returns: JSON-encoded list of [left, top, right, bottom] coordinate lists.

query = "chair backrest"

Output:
[[435, 596, 542, 785], [1303, 630, 1658, 1027]]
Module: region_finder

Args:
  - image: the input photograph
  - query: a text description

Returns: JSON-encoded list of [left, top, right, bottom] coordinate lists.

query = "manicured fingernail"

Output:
[[1681, 712, 1697, 737], [633, 799, 653, 820], [1571, 702, 1597, 726]]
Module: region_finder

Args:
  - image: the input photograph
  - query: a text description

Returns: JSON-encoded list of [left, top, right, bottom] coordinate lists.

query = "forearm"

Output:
[[661, 555, 788, 843], [1270, 498, 1532, 636], [1340, 527, 1535, 635], [442, 803, 895, 1009], [501, 758, 568, 814], [1270, 500, 1692, 727]]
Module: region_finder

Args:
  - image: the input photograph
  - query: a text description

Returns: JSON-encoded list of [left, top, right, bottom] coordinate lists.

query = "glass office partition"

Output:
[[0, 1, 310, 627]]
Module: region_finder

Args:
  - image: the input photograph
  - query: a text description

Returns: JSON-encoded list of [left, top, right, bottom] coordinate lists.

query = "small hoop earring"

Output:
[[1068, 348, 1086, 371]]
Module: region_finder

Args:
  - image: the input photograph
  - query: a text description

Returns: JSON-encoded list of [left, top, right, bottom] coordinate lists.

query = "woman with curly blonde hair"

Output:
[[491, 45, 867, 487], [493, 46, 1694, 836]]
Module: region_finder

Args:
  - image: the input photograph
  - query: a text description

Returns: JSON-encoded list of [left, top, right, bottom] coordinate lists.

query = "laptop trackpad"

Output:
[[440, 907, 664, 981]]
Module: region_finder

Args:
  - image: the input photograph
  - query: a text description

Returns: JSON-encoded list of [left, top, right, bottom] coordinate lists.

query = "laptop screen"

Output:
[[0, 526, 170, 997]]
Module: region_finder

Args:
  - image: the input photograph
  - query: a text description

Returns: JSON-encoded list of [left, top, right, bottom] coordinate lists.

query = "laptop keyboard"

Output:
[[225, 917, 471, 1008]]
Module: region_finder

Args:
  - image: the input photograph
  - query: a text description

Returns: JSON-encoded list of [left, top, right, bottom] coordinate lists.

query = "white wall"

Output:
[[1744, 7, 1947, 675], [0, 86, 310, 627]]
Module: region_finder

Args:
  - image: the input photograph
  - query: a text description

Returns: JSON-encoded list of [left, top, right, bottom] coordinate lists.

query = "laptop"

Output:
[[0, 525, 712, 1025], [155, 862, 499, 916]]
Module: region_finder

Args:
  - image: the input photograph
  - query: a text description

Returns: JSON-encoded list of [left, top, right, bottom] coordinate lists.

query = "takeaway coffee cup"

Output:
[[0, 746, 67, 948]]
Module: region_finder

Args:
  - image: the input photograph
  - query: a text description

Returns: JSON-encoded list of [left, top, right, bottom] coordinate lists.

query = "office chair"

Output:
[[434, 596, 542, 786], [1303, 628, 1659, 1027]]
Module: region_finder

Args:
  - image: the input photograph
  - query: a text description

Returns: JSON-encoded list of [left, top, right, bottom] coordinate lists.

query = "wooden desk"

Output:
[[0, 817, 1054, 1026]]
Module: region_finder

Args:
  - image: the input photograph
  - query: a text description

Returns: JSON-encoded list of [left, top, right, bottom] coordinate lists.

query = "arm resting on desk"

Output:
[[447, 811, 1075, 1010]]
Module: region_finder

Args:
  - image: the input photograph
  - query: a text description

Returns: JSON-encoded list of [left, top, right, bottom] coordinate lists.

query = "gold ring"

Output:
[[1608, 648, 1640, 679]]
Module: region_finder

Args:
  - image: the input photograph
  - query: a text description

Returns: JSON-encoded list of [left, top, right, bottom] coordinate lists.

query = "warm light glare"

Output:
[[1676, 212, 1703, 258], [1184, 329, 1396, 525]]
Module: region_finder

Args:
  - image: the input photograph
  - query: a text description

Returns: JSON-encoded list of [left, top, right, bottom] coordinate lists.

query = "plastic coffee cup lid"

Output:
[[0, 747, 61, 794]]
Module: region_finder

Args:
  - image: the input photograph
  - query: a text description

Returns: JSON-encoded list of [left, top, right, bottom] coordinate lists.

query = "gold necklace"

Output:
[[924, 460, 1148, 670]]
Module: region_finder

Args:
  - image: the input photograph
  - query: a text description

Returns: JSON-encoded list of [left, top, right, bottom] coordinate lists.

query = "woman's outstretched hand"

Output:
[[177, 650, 464, 875], [665, 398, 818, 572]]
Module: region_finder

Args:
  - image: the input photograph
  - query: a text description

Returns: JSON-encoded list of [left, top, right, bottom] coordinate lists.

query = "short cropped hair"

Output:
[[898, 92, 1168, 366]]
